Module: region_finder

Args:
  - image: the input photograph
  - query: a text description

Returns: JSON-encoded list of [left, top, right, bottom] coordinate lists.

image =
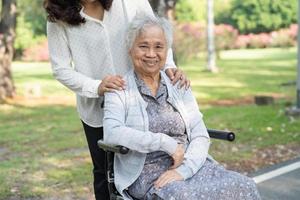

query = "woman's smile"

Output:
[[143, 59, 159, 66]]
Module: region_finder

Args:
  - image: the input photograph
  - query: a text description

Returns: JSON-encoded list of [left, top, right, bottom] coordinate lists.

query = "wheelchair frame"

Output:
[[98, 129, 235, 200]]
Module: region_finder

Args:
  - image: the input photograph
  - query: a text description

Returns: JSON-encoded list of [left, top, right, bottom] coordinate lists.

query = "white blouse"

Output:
[[47, 0, 176, 127]]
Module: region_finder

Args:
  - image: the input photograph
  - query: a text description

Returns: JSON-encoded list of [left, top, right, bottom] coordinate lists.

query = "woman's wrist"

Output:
[[160, 134, 178, 155], [97, 81, 104, 96]]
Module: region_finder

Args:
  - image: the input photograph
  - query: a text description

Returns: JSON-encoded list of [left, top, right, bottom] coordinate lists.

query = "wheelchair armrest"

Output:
[[207, 129, 235, 142], [97, 140, 129, 154], [98, 129, 235, 154]]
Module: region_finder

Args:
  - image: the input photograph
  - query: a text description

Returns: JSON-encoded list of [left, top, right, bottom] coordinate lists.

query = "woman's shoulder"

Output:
[[161, 71, 187, 97], [124, 0, 148, 5], [47, 20, 68, 30], [123, 0, 152, 12]]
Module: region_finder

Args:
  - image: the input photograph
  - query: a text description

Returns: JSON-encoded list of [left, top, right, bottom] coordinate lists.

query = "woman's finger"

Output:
[[110, 76, 126, 88], [154, 172, 169, 187], [113, 75, 125, 83], [165, 68, 175, 81], [116, 75, 124, 80], [185, 80, 191, 90], [179, 76, 186, 89], [158, 176, 173, 188], [109, 79, 124, 88], [156, 173, 177, 188], [103, 87, 113, 93], [106, 82, 122, 90], [171, 70, 182, 85]]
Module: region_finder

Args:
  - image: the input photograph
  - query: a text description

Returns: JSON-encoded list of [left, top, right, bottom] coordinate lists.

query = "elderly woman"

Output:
[[103, 15, 261, 200]]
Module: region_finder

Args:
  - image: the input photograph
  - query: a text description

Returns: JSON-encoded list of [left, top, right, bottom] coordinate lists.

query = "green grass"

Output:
[[204, 102, 300, 161], [12, 62, 73, 97], [0, 104, 91, 199], [181, 48, 297, 102], [0, 48, 299, 199]]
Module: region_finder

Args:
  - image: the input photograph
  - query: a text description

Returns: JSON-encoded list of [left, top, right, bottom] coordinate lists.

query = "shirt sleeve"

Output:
[[175, 88, 210, 180], [165, 48, 177, 69], [47, 21, 101, 98], [103, 90, 178, 155]]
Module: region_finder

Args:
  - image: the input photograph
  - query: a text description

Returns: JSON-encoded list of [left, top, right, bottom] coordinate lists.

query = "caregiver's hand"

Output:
[[98, 75, 125, 96], [165, 68, 190, 90]]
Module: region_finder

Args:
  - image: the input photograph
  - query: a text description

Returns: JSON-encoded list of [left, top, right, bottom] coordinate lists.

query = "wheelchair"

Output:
[[98, 129, 235, 200]]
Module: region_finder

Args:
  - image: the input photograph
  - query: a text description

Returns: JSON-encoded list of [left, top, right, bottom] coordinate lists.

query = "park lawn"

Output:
[[183, 47, 297, 102], [0, 47, 299, 199]]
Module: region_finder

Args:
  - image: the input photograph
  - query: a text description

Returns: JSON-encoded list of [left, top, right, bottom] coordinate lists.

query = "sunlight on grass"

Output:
[[192, 79, 245, 87], [220, 47, 297, 60], [12, 62, 73, 97], [181, 48, 297, 102]]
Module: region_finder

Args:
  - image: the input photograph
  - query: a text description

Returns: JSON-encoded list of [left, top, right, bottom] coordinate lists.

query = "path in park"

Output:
[[251, 157, 300, 200]]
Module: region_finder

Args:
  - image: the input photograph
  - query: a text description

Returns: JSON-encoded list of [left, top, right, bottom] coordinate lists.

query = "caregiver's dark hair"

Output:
[[44, 0, 113, 26]]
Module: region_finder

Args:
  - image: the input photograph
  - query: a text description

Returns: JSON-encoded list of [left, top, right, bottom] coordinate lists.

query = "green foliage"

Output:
[[17, 0, 46, 35], [176, 0, 205, 22], [214, 0, 234, 25], [176, 0, 234, 23], [14, 0, 47, 58], [222, 0, 297, 34], [14, 14, 35, 57]]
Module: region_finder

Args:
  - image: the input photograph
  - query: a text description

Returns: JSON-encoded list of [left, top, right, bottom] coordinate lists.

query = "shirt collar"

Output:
[[134, 72, 167, 98], [80, 6, 104, 24]]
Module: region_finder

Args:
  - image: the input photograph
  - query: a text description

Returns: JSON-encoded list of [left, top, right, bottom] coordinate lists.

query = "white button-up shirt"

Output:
[[47, 0, 176, 127]]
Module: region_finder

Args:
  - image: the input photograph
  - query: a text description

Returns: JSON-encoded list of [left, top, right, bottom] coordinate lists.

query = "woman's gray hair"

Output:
[[126, 13, 173, 50]]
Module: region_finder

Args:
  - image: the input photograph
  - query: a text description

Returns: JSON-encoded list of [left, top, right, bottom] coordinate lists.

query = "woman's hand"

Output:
[[154, 169, 183, 189], [165, 68, 190, 90], [170, 144, 184, 169], [98, 75, 125, 96]]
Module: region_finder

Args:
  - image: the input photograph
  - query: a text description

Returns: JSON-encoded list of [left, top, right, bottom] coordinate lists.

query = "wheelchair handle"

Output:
[[98, 129, 235, 154], [207, 129, 235, 142], [97, 140, 129, 154]]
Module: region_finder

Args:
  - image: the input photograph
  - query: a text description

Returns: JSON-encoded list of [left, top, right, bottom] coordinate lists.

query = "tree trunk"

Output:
[[297, 0, 300, 108], [206, 0, 218, 73], [149, 0, 177, 21], [0, 0, 16, 101]]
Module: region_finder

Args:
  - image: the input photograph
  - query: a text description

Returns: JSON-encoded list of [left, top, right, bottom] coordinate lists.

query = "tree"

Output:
[[297, 0, 300, 109], [206, 0, 218, 72], [14, 0, 46, 57], [176, 0, 205, 22], [0, 0, 17, 101], [149, 0, 177, 20], [17, 0, 46, 35], [227, 0, 297, 34]]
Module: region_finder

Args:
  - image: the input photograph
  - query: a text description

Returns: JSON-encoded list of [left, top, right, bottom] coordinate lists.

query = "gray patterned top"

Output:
[[134, 73, 187, 148], [128, 73, 188, 198]]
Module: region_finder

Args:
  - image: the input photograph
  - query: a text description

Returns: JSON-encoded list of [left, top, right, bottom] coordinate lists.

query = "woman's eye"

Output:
[[155, 45, 164, 49], [139, 45, 148, 48]]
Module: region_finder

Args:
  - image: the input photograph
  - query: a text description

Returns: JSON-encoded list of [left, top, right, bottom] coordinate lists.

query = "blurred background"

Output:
[[0, 0, 299, 199]]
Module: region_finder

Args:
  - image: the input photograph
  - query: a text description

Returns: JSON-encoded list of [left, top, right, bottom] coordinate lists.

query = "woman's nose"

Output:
[[145, 48, 156, 57]]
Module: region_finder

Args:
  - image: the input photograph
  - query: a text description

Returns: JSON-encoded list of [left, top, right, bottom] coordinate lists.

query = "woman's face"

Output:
[[129, 25, 168, 77]]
